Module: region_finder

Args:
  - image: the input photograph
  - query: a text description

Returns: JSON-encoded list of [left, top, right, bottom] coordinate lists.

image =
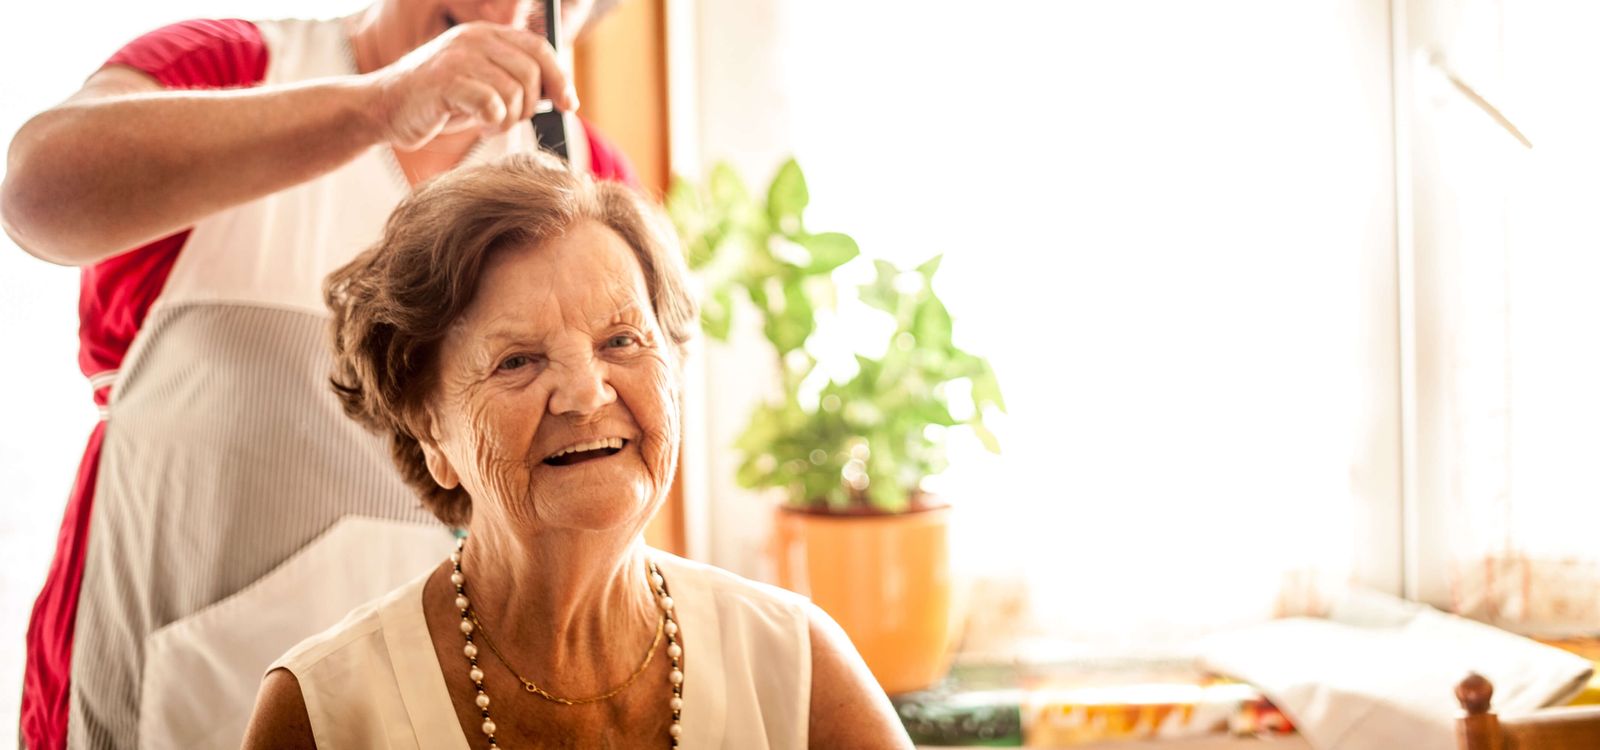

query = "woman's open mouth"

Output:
[[542, 438, 627, 467]]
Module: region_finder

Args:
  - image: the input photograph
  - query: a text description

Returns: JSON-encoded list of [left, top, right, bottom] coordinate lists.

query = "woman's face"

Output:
[[425, 220, 679, 534]]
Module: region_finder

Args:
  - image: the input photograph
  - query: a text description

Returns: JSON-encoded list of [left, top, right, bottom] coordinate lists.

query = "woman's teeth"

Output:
[[543, 438, 627, 465]]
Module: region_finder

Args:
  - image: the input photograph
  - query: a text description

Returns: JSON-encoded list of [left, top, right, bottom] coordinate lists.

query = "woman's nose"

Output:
[[546, 356, 616, 416]]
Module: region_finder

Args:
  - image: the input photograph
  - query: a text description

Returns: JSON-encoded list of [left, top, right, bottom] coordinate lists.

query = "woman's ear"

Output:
[[421, 441, 461, 490], [414, 410, 461, 490]]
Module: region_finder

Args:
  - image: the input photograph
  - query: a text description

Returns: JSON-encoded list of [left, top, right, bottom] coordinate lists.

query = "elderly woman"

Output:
[[239, 152, 910, 748]]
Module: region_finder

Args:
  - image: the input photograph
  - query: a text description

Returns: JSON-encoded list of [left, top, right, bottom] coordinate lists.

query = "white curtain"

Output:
[[1405, 0, 1600, 635]]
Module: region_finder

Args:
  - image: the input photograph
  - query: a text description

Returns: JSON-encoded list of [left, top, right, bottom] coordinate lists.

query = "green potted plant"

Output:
[[668, 159, 1004, 693]]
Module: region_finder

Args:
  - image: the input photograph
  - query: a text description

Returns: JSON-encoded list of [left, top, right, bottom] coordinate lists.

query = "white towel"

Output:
[[1195, 589, 1593, 750]]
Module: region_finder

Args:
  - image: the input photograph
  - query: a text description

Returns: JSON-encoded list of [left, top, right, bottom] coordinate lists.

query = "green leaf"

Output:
[[911, 398, 959, 427], [801, 275, 838, 314], [852, 355, 884, 390], [867, 480, 908, 513], [865, 445, 910, 512], [798, 232, 859, 273], [971, 362, 1007, 413], [666, 157, 1006, 514], [860, 260, 901, 313], [800, 465, 838, 508], [665, 176, 702, 231], [912, 296, 953, 351], [746, 273, 772, 310], [741, 231, 785, 283], [763, 277, 815, 355], [684, 236, 716, 271], [709, 163, 750, 214], [766, 159, 809, 236], [734, 404, 781, 454], [734, 455, 769, 488], [700, 287, 734, 340]]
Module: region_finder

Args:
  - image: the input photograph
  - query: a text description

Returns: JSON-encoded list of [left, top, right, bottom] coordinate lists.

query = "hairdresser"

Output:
[[0, 1, 636, 747]]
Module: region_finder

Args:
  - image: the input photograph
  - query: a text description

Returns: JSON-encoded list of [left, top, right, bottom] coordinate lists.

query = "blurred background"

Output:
[[4, 0, 1600, 745]]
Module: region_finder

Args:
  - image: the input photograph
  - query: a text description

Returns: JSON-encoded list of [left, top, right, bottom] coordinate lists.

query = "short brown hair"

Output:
[[325, 152, 697, 526]]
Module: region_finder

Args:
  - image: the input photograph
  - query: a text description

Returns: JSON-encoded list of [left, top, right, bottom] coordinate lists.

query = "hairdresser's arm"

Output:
[[0, 22, 573, 267]]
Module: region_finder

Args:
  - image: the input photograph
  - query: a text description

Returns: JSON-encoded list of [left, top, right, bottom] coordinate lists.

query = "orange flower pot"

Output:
[[774, 504, 957, 695]]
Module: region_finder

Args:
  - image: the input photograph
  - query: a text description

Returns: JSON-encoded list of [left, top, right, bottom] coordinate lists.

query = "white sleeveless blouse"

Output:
[[270, 551, 813, 749]]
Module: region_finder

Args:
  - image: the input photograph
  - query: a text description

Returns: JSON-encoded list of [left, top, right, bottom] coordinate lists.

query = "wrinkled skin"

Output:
[[423, 219, 680, 538], [404, 220, 687, 745]]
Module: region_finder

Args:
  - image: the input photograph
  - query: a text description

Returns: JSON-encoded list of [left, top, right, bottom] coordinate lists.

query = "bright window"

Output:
[[725, 0, 1402, 642]]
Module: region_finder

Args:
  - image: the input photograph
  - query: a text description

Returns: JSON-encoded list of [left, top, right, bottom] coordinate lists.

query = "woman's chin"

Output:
[[530, 469, 656, 531]]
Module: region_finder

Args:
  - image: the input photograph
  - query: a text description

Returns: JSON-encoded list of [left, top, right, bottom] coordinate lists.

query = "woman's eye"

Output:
[[498, 354, 533, 372], [606, 334, 638, 349]]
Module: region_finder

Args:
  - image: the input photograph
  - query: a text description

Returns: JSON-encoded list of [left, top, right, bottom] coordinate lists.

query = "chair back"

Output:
[[1456, 672, 1600, 750]]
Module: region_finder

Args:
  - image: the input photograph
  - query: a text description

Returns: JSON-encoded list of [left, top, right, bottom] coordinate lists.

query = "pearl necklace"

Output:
[[450, 538, 685, 748]]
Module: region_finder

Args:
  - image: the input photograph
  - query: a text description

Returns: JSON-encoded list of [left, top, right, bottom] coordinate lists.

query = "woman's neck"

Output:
[[346, 2, 429, 74], [459, 525, 658, 680]]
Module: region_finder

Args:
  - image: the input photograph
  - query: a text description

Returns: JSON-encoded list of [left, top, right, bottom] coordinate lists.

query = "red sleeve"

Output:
[[103, 19, 267, 90], [581, 120, 643, 189]]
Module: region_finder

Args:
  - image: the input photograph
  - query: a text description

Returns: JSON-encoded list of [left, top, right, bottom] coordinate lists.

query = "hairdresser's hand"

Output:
[[362, 21, 578, 150]]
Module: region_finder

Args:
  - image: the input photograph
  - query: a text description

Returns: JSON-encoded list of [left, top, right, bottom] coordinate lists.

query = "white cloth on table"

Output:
[[1196, 588, 1593, 750]]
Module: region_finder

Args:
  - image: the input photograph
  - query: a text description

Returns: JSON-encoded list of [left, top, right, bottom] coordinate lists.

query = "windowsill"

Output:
[[896, 635, 1600, 748], [893, 656, 1301, 748], [917, 740, 1310, 750]]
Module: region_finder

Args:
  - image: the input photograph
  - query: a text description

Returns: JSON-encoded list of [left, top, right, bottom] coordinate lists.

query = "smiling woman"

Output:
[[240, 152, 912, 749], [321, 150, 694, 528], [422, 219, 681, 535]]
